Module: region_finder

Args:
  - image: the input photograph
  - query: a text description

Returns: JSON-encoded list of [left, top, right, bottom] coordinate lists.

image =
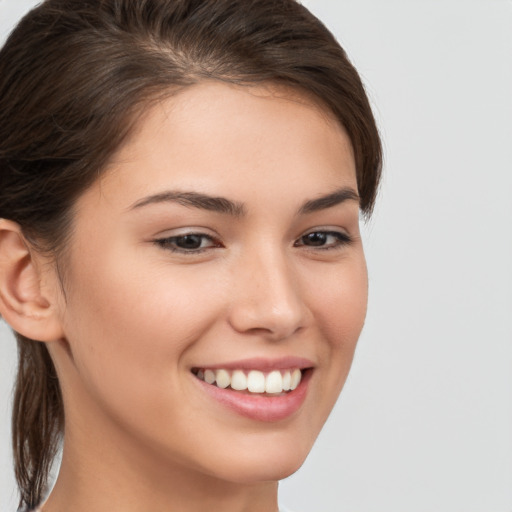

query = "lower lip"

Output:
[[194, 370, 311, 422]]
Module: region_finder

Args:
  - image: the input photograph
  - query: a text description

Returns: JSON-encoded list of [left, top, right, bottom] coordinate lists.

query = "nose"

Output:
[[227, 247, 309, 341]]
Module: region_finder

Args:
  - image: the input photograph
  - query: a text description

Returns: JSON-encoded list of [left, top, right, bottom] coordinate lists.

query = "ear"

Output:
[[0, 219, 65, 342]]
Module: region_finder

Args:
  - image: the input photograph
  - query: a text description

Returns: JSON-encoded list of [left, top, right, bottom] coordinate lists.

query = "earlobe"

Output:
[[0, 219, 64, 342]]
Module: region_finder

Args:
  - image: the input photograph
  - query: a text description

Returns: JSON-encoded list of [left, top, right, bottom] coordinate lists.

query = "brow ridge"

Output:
[[298, 187, 360, 214], [130, 186, 359, 217], [130, 191, 246, 217]]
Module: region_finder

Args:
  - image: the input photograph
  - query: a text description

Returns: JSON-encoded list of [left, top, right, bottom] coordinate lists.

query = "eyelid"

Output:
[[152, 225, 219, 238]]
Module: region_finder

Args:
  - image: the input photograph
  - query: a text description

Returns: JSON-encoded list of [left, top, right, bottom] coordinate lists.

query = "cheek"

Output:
[[306, 254, 368, 351], [67, 245, 220, 342], [60, 248, 225, 409], [303, 253, 368, 417]]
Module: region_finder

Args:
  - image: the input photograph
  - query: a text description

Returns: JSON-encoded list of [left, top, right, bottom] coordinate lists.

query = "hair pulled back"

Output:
[[0, 0, 382, 507]]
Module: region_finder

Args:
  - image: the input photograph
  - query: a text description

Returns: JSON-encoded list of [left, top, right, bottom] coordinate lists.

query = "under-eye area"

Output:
[[192, 368, 311, 395]]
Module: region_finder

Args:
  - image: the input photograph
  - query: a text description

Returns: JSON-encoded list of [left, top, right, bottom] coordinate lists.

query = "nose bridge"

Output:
[[228, 243, 307, 339]]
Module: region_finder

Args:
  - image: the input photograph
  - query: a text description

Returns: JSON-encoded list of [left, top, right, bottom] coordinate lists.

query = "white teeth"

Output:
[[247, 370, 266, 393], [204, 369, 216, 385], [231, 370, 248, 391], [282, 371, 291, 391], [196, 367, 304, 394], [215, 369, 230, 389], [290, 369, 301, 390], [265, 370, 283, 394]]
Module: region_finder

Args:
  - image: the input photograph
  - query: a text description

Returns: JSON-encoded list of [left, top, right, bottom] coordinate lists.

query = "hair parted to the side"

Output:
[[0, 0, 382, 508]]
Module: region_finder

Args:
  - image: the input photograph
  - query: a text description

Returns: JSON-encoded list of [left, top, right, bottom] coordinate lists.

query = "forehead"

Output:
[[87, 81, 356, 211]]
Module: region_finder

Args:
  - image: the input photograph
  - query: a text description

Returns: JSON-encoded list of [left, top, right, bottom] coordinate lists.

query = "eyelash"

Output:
[[154, 230, 352, 254]]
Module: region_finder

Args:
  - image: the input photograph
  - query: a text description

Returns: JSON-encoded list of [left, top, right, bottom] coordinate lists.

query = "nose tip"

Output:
[[227, 263, 308, 341]]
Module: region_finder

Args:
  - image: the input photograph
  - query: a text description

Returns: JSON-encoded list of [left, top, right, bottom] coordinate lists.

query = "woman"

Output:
[[0, 0, 382, 511]]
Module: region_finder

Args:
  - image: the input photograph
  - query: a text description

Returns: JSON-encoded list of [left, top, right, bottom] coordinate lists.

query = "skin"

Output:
[[1, 82, 368, 512]]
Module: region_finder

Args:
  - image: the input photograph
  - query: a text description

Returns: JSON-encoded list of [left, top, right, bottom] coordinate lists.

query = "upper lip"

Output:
[[191, 356, 314, 372]]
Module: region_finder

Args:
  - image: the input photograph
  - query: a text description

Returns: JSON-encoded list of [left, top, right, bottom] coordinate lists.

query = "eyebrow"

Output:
[[129, 187, 359, 217], [298, 187, 360, 214], [130, 191, 247, 217]]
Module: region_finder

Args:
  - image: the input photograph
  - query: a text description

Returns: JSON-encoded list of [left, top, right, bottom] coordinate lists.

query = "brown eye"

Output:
[[302, 232, 328, 246], [295, 231, 352, 249], [155, 233, 220, 253], [175, 234, 204, 249]]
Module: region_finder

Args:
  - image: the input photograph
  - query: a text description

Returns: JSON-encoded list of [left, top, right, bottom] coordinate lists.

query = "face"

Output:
[[51, 81, 367, 485]]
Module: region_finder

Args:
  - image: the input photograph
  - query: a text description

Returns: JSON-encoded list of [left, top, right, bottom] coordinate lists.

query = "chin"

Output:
[[202, 430, 316, 484], [217, 457, 307, 485]]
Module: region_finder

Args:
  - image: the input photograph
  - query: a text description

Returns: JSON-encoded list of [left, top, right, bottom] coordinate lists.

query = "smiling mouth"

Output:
[[192, 368, 304, 395]]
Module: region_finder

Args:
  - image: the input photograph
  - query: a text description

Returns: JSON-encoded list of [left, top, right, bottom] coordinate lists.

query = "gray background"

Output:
[[1, 1, 511, 511]]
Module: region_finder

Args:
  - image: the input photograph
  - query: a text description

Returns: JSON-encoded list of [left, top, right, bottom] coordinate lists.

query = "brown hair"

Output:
[[0, 0, 382, 508]]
